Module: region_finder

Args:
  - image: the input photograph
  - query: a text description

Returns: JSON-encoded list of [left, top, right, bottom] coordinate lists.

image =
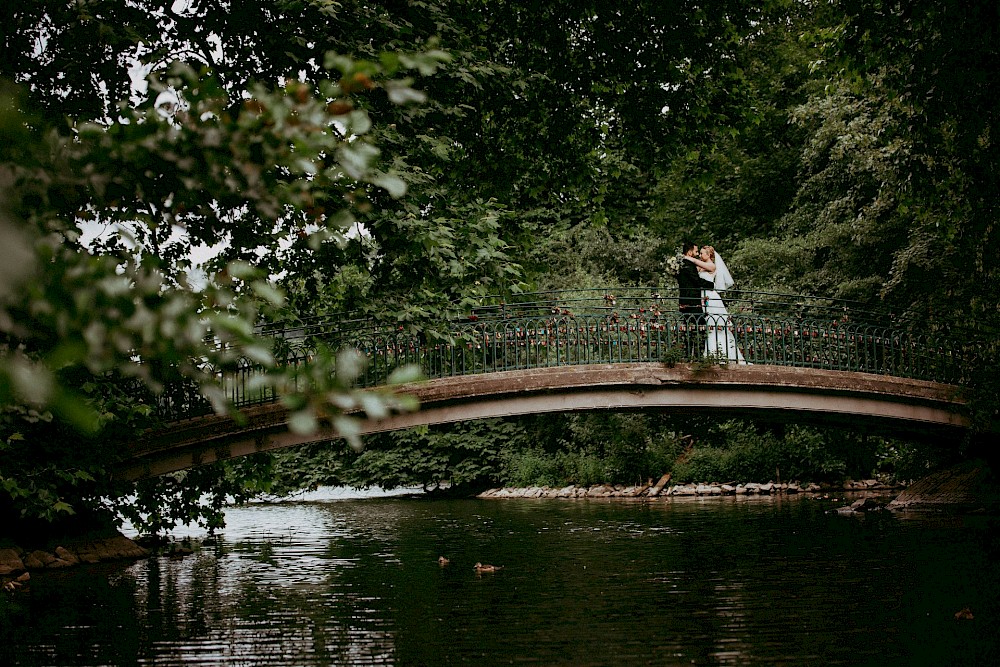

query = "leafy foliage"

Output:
[[488, 413, 685, 488], [2, 17, 449, 532], [262, 419, 524, 495]]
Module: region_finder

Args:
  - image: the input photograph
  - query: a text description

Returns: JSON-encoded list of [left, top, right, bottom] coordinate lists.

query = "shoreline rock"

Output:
[[476, 479, 902, 500], [0, 533, 150, 590]]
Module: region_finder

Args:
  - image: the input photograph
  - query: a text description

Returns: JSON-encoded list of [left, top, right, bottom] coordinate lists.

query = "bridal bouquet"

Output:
[[664, 253, 684, 275]]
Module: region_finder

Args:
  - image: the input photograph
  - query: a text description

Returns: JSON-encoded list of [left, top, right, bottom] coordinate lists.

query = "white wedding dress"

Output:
[[699, 253, 748, 364]]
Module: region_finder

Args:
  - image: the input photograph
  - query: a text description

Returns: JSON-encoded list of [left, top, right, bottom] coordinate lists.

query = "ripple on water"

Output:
[[5, 494, 999, 666]]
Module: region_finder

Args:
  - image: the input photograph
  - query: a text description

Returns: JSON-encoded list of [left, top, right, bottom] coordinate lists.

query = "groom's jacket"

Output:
[[676, 261, 714, 312]]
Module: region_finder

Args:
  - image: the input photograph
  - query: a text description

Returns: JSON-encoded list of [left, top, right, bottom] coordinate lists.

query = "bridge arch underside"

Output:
[[119, 364, 970, 480]]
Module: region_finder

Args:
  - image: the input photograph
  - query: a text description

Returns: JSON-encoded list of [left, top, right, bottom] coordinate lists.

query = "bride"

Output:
[[683, 246, 748, 364]]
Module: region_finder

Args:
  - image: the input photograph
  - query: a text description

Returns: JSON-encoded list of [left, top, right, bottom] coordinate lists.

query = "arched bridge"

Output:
[[118, 289, 977, 480]]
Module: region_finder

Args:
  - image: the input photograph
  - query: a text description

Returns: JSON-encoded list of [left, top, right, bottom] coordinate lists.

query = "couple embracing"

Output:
[[675, 240, 748, 364]]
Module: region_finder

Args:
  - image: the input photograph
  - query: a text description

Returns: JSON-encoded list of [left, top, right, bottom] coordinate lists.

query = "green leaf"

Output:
[[251, 280, 286, 307], [388, 393, 419, 413], [371, 172, 407, 199], [344, 110, 372, 136], [387, 364, 422, 385], [226, 261, 259, 280], [334, 415, 363, 451], [52, 501, 76, 515], [288, 409, 318, 434], [335, 349, 366, 382], [384, 80, 427, 105], [50, 390, 100, 435], [357, 392, 388, 420], [242, 345, 275, 366]]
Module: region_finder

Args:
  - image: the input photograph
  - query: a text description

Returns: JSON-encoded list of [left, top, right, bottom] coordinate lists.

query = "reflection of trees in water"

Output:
[[7, 499, 996, 665], [131, 548, 398, 665]]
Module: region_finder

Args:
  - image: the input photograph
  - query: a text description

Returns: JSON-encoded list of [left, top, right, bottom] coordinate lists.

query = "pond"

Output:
[[2, 491, 997, 666]]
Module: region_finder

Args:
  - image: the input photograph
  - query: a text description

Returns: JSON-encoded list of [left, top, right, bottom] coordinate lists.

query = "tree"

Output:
[[1, 35, 446, 532]]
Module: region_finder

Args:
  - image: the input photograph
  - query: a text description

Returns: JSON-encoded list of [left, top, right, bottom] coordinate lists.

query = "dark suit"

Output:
[[676, 258, 714, 359]]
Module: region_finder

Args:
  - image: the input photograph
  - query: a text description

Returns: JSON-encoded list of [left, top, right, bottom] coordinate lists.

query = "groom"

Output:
[[676, 241, 714, 359]]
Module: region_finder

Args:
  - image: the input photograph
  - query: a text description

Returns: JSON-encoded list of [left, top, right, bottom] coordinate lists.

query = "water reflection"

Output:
[[3, 494, 998, 666]]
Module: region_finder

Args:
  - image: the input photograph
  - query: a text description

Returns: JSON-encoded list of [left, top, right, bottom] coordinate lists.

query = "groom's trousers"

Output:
[[679, 308, 707, 360]]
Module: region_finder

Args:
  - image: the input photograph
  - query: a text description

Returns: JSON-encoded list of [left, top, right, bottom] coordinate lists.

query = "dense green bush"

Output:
[[497, 414, 695, 487], [671, 424, 859, 484], [252, 412, 951, 496], [671, 447, 730, 484], [719, 425, 848, 483], [262, 419, 522, 494], [562, 414, 687, 484], [500, 447, 563, 488]]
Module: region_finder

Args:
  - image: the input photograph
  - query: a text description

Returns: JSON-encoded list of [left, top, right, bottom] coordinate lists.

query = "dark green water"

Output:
[[2, 494, 998, 666]]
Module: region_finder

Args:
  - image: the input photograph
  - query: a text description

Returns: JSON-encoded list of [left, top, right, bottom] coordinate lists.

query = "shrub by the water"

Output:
[[552, 449, 607, 487], [671, 447, 729, 484], [259, 413, 946, 494], [501, 447, 562, 488]]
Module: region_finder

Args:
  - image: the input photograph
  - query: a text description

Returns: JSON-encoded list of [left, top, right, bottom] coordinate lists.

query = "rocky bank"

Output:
[[477, 476, 902, 499], [1, 533, 149, 592], [479, 460, 1000, 515]]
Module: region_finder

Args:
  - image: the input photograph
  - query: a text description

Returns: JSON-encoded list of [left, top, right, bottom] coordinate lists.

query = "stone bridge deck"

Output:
[[117, 362, 968, 480]]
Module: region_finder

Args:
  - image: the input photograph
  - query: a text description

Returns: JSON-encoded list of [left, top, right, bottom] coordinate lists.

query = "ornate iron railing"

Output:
[[147, 288, 974, 422]]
